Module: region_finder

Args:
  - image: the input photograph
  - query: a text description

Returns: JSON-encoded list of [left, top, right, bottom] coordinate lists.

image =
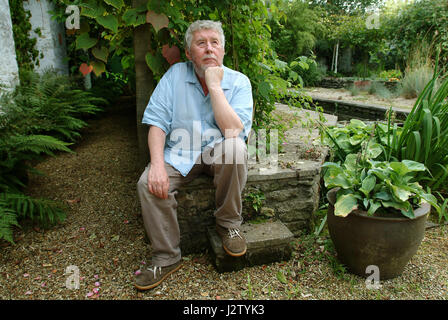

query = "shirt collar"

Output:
[[185, 61, 231, 90]]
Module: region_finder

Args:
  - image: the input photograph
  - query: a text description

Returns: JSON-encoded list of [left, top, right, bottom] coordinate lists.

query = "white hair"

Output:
[[184, 20, 225, 52]]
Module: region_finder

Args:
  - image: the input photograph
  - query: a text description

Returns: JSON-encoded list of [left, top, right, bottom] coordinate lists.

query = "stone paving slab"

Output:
[[208, 220, 294, 272]]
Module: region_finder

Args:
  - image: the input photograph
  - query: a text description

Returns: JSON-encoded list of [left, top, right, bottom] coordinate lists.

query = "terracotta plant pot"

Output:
[[326, 189, 430, 280]]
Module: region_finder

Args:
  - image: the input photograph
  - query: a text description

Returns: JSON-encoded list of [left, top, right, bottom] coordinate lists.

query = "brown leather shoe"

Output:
[[134, 260, 182, 290], [216, 224, 247, 257]]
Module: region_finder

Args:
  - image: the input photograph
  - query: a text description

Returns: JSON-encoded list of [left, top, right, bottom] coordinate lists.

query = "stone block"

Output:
[[208, 221, 294, 272]]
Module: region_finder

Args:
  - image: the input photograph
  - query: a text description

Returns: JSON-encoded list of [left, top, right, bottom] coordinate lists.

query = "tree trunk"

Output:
[[334, 40, 339, 74], [133, 0, 155, 170]]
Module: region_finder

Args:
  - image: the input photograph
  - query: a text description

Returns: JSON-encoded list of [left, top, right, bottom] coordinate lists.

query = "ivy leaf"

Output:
[[90, 60, 106, 77], [146, 11, 169, 33], [79, 63, 93, 76], [80, 1, 105, 19], [162, 44, 181, 65], [122, 8, 146, 27], [92, 46, 109, 63], [334, 193, 358, 217], [104, 0, 124, 10], [96, 15, 119, 33], [75, 33, 97, 50], [258, 81, 272, 101], [145, 52, 165, 75]]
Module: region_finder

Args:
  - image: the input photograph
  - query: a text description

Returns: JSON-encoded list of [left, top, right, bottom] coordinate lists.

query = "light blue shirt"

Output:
[[142, 61, 253, 176]]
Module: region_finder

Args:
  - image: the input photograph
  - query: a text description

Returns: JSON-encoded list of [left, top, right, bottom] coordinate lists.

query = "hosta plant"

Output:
[[323, 154, 440, 219]]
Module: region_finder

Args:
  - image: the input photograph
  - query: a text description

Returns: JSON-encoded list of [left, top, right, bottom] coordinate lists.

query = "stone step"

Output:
[[207, 220, 294, 273]]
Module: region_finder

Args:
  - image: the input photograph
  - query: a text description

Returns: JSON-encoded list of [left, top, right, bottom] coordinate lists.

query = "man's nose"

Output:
[[205, 42, 214, 52]]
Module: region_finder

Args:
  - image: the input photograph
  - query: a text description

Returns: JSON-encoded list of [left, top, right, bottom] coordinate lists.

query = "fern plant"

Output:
[[3, 69, 106, 141], [0, 70, 106, 244]]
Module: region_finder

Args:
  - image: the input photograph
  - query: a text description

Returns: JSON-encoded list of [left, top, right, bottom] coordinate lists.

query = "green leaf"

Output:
[[104, 0, 124, 10], [122, 8, 146, 27], [276, 271, 287, 284], [374, 190, 392, 201], [90, 60, 106, 76], [258, 81, 272, 101], [145, 52, 165, 75], [92, 46, 109, 63], [96, 15, 118, 33], [75, 33, 97, 50], [80, 2, 106, 19], [367, 200, 381, 216], [402, 160, 426, 172], [366, 143, 383, 159], [334, 193, 358, 217], [360, 175, 376, 196], [391, 184, 412, 202]]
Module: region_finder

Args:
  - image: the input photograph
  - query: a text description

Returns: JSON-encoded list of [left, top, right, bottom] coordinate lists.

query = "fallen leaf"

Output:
[[276, 271, 287, 284], [42, 264, 52, 268], [111, 235, 120, 242], [66, 198, 81, 204]]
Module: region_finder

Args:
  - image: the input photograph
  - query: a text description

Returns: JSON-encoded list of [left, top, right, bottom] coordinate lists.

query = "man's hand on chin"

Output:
[[204, 66, 224, 91]]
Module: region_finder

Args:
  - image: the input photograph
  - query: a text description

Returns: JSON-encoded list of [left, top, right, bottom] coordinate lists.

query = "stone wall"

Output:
[[177, 163, 323, 255], [317, 78, 399, 91], [0, 0, 20, 92], [309, 96, 410, 122], [23, 0, 69, 75]]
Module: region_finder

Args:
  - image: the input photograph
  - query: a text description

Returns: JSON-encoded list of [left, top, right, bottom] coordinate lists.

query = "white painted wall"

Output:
[[0, 0, 20, 93], [23, 0, 69, 75]]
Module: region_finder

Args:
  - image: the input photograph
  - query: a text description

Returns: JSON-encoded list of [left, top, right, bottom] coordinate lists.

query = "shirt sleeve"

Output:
[[229, 75, 254, 141], [141, 67, 174, 134]]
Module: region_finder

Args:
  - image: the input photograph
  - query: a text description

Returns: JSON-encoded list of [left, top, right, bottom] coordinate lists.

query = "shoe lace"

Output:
[[146, 266, 162, 279], [228, 228, 242, 239]]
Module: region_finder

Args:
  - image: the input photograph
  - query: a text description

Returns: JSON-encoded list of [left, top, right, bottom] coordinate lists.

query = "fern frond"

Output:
[[0, 193, 66, 228], [0, 198, 20, 244]]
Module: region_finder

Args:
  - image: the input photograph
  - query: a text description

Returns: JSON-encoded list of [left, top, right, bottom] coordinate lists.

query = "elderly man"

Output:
[[135, 20, 253, 290]]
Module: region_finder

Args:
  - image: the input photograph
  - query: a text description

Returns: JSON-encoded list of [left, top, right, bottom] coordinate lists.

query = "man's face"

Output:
[[186, 29, 225, 78]]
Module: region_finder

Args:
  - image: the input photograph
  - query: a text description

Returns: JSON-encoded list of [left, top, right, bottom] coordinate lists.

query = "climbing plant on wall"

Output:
[[9, 1, 42, 72]]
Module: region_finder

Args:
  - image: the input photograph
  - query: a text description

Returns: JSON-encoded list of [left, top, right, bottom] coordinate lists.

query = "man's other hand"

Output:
[[147, 164, 169, 199]]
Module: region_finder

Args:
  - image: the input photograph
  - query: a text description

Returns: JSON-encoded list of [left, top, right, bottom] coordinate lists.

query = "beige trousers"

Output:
[[137, 137, 248, 267]]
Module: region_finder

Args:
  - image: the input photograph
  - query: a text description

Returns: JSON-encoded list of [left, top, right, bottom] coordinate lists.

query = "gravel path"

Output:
[[1, 102, 447, 300]]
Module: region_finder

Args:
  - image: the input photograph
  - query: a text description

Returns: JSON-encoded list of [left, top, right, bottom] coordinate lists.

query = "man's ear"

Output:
[[185, 49, 191, 61]]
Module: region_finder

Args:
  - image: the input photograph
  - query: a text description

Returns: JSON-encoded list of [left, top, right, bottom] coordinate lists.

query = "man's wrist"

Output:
[[207, 85, 223, 94]]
